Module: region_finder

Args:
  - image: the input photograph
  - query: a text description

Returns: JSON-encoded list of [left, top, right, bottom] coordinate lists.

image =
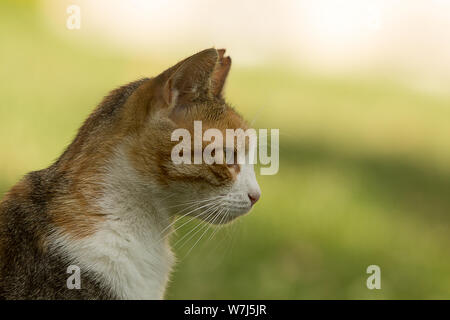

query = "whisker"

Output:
[[206, 209, 226, 243], [207, 209, 234, 262], [182, 207, 226, 257], [158, 200, 219, 241], [199, 208, 225, 249], [165, 195, 225, 210], [174, 206, 220, 249]]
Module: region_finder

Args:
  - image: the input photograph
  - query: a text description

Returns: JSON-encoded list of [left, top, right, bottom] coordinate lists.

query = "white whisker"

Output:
[[158, 200, 219, 241], [183, 208, 226, 257], [173, 206, 219, 248]]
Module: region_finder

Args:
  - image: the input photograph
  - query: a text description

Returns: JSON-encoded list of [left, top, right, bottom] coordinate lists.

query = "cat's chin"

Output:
[[199, 206, 253, 225]]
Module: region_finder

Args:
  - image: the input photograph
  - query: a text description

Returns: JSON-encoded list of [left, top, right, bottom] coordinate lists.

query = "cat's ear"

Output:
[[211, 49, 232, 96], [158, 48, 232, 106]]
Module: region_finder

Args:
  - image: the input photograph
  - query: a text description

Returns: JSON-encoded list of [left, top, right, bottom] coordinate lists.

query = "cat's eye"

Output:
[[224, 148, 239, 171]]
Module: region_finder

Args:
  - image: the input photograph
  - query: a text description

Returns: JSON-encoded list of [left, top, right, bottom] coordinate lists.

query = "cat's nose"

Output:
[[248, 192, 261, 206]]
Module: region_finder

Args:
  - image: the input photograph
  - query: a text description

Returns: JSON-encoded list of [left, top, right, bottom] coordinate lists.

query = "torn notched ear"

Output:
[[159, 48, 232, 107]]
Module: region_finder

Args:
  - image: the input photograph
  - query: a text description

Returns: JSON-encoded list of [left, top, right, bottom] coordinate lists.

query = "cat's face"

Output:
[[124, 49, 261, 224]]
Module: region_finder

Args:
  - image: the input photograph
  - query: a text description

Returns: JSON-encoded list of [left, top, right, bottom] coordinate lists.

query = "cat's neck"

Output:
[[53, 145, 176, 299], [98, 145, 174, 234]]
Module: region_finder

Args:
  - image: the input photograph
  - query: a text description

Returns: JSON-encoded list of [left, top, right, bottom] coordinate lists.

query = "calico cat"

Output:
[[0, 48, 261, 299]]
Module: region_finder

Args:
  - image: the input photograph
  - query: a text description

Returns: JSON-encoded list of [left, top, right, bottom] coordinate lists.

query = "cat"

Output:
[[0, 48, 261, 299]]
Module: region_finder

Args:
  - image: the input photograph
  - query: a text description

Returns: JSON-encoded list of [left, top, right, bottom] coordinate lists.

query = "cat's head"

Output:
[[121, 48, 261, 224]]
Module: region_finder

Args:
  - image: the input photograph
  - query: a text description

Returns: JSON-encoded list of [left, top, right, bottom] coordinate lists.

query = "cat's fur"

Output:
[[0, 48, 261, 299]]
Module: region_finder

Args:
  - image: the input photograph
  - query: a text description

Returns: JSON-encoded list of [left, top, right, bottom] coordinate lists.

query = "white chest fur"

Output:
[[54, 148, 176, 299], [55, 215, 175, 299]]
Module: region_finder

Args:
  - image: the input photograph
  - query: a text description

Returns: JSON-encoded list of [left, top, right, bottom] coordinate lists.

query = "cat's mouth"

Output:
[[197, 201, 253, 225]]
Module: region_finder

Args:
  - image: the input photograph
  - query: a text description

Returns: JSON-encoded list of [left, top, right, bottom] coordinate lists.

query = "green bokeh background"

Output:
[[1, 1, 449, 299]]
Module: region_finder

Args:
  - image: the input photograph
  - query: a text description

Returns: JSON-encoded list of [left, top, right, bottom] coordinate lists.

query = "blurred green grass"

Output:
[[1, 2, 450, 299]]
